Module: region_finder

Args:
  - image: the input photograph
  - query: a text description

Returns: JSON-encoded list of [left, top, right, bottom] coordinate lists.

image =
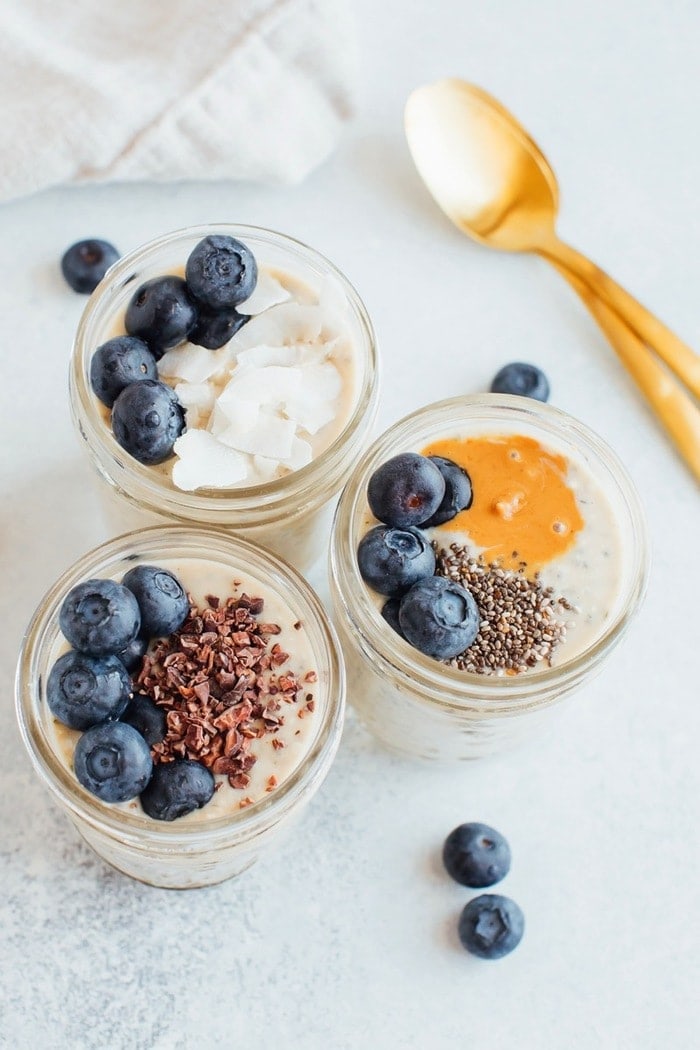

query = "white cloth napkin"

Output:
[[0, 0, 356, 202]]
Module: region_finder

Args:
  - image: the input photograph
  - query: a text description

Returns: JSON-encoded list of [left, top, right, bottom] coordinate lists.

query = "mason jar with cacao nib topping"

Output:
[[69, 224, 379, 573], [16, 526, 345, 889], [329, 395, 649, 760]]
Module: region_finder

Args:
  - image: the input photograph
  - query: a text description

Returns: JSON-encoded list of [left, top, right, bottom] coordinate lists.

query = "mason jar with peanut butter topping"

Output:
[[329, 394, 649, 760]]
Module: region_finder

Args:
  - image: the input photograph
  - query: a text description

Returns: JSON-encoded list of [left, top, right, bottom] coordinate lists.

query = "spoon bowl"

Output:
[[405, 77, 700, 480], [405, 79, 558, 250]]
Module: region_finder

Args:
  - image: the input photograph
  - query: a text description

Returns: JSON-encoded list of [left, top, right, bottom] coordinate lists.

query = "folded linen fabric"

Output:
[[0, 0, 356, 202]]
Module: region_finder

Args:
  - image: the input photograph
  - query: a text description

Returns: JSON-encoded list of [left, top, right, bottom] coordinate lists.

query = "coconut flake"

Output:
[[234, 344, 299, 372], [284, 362, 342, 434], [238, 270, 291, 315], [219, 366, 303, 409], [252, 454, 281, 482], [231, 302, 324, 350], [281, 436, 313, 471], [172, 430, 248, 490], [219, 412, 297, 460], [159, 343, 232, 384], [174, 382, 216, 428], [319, 277, 349, 324]]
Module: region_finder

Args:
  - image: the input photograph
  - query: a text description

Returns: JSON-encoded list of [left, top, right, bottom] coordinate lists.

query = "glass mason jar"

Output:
[[69, 224, 379, 573], [16, 526, 345, 889], [329, 394, 649, 760]]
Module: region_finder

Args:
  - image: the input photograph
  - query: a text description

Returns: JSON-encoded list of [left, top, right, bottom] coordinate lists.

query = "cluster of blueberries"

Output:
[[47, 565, 214, 821], [442, 822, 524, 959], [357, 357, 551, 662], [73, 235, 258, 466], [357, 452, 480, 660]]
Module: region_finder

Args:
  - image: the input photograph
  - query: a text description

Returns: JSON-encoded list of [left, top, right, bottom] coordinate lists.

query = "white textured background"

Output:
[[1, 1, 699, 1047]]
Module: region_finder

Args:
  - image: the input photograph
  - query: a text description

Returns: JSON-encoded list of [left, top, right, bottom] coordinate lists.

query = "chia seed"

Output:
[[434, 542, 578, 675]]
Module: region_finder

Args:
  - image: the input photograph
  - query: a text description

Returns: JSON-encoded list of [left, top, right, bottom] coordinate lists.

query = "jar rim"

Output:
[[70, 223, 379, 521], [16, 525, 345, 847], [330, 393, 650, 713]]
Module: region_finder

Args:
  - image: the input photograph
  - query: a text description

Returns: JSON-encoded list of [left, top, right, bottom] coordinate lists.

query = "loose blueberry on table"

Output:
[[61, 238, 120, 294], [458, 894, 525, 959], [442, 822, 511, 888], [490, 361, 550, 402]]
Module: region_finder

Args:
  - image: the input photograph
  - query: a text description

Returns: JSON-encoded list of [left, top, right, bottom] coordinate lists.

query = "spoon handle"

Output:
[[554, 263, 700, 481], [538, 238, 700, 401]]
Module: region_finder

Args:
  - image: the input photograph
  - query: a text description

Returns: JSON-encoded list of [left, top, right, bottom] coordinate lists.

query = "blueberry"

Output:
[[118, 634, 149, 673], [122, 565, 189, 638], [121, 693, 167, 746], [74, 721, 153, 803], [367, 453, 445, 528], [421, 456, 473, 527], [61, 239, 119, 294], [125, 276, 197, 357], [140, 759, 215, 821], [89, 336, 158, 408], [188, 306, 250, 350], [443, 823, 511, 888], [357, 525, 436, 597], [490, 362, 550, 402], [398, 576, 479, 659], [47, 651, 130, 731], [59, 578, 140, 656], [458, 894, 524, 959], [111, 379, 186, 465], [185, 235, 258, 310], [381, 598, 406, 639]]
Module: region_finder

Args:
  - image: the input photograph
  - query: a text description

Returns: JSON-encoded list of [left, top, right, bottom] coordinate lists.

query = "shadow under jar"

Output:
[[69, 224, 379, 573], [329, 395, 649, 760], [16, 526, 345, 888]]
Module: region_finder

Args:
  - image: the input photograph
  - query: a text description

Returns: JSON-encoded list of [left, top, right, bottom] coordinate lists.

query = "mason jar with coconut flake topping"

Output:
[[69, 225, 379, 572]]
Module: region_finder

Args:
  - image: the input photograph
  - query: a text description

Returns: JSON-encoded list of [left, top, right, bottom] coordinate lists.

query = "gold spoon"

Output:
[[404, 78, 700, 479]]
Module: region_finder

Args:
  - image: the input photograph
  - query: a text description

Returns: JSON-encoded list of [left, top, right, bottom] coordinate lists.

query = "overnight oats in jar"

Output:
[[15, 526, 345, 888], [329, 394, 648, 760], [69, 224, 378, 572]]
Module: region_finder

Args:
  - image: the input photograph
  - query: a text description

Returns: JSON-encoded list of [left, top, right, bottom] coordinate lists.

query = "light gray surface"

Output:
[[1, 1, 699, 1047]]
